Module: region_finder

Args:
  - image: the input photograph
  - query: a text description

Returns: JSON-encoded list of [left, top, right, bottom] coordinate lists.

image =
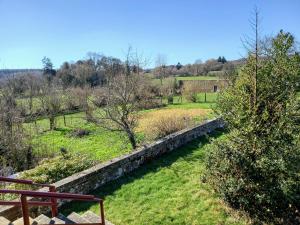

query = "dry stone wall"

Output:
[[0, 118, 224, 220]]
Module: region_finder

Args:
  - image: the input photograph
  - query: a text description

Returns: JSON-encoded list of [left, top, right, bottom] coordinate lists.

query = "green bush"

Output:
[[1, 153, 95, 200], [205, 31, 300, 224], [19, 153, 95, 184]]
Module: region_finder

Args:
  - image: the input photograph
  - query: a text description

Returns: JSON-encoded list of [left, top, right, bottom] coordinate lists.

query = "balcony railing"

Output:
[[0, 176, 105, 225]]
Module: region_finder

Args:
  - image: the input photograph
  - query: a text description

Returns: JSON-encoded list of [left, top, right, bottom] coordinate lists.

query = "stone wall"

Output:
[[0, 118, 224, 220]]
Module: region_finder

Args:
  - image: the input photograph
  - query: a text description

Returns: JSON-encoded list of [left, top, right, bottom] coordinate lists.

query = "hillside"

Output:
[[0, 69, 42, 78]]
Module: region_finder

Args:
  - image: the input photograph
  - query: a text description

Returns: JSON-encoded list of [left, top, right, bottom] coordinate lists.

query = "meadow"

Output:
[[26, 99, 215, 162], [61, 131, 249, 225], [151, 75, 221, 87]]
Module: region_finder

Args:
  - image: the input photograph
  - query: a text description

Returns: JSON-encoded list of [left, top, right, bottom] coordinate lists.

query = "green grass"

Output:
[[26, 100, 214, 161], [152, 76, 220, 87], [175, 76, 220, 81], [196, 93, 218, 102], [25, 112, 134, 161], [61, 132, 248, 225], [166, 93, 218, 109], [166, 102, 215, 110]]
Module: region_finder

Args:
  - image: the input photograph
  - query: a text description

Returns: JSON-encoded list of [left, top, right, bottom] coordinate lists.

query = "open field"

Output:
[[26, 113, 133, 161], [26, 102, 213, 162], [152, 76, 221, 87], [61, 131, 249, 225], [165, 93, 218, 105], [175, 76, 220, 81]]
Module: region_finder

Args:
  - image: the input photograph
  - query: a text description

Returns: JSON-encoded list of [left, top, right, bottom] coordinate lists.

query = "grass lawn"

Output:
[[61, 132, 249, 225], [170, 93, 218, 108], [26, 112, 133, 161], [26, 102, 214, 162]]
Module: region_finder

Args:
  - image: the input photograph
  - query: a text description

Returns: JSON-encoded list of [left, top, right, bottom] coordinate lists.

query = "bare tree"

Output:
[[154, 54, 167, 80], [72, 62, 94, 119], [23, 74, 41, 116], [91, 49, 148, 149], [38, 80, 63, 130], [154, 54, 167, 103], [193, 59, 203, 75], [92, 75, 140, 148], [0, 83, 32, 172]]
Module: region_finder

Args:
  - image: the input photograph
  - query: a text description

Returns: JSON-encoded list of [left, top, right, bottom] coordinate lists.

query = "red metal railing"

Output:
[[0, 177, 105, 225], [0, 176, 58, 216]]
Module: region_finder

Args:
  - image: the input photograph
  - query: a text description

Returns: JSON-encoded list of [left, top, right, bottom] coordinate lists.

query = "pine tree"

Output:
[[221, 56, 227, 63], [176, 62, 182, 70], [42, 57, 56, 83], [205, 31, 300, 224]]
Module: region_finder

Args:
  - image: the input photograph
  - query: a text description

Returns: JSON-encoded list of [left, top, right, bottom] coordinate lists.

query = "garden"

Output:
[[61, 131, 250, 225]]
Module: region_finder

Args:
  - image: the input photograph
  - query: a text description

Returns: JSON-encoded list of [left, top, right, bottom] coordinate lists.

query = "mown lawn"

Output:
[[61, 132, 249, 225], [26, 102, 214, 161]]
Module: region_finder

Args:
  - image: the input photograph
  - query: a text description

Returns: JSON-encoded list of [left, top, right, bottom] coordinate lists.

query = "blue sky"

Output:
[[0, 0, 299, 69]]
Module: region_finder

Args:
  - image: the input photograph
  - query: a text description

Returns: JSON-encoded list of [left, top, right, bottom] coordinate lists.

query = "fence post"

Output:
[[49, 186, 58, 217], [100, 200, 105, 225], [20, 195, 30, 225]]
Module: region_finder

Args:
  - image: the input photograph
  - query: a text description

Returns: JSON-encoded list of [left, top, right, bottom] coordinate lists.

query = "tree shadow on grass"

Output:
[[60, 129, 224, 215]]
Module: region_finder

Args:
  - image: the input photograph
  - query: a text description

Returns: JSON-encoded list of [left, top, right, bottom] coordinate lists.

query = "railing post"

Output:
[[100, 199, 105, 225], [20, 195, 30, 225], [49, 186, 58, 217]]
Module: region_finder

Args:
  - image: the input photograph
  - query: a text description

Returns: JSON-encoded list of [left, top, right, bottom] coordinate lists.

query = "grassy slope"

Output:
[[61, 132, 248, 225]]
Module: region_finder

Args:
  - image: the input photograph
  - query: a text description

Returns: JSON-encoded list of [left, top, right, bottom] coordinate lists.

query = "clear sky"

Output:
[[0, 0, 299, 69]]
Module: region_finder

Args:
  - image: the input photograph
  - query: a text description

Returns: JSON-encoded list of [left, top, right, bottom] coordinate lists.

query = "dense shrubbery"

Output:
[[0, 153, 95, 200], [19, 153, 95, 184], [205, 31, 300, 224]]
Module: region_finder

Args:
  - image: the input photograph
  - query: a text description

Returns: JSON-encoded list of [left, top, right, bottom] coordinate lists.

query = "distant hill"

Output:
[[0, 69, 42, 79]]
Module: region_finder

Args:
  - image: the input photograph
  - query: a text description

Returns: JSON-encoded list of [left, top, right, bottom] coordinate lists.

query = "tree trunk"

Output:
[[160, 78, 163, 104], [26, 146, 33, 169], [126, 129, 137, 149], [49, 116, 55, 130], [29, 96, 33, 115], [63, 115, 67, 126], [34, 119, 38, 133]]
